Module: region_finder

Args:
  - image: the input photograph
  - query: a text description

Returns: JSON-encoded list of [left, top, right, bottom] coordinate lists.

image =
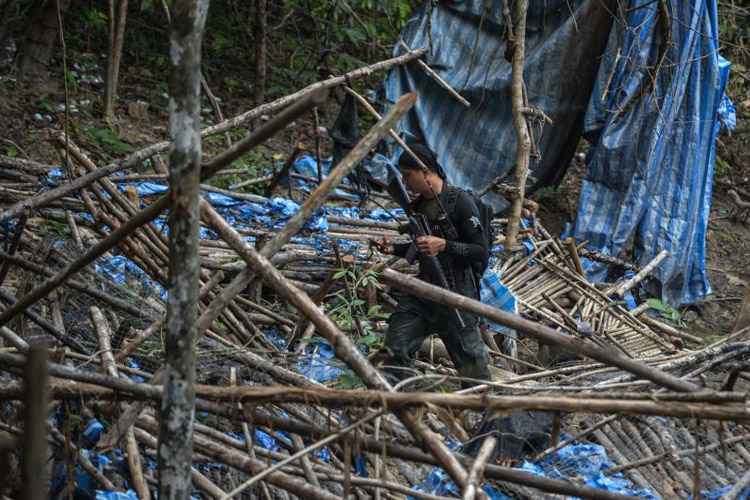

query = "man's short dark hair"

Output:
[[398, 142, 446, 179]]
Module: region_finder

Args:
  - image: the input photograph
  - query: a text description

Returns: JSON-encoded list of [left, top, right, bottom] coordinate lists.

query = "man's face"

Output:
[[401, 168, 432, 197]]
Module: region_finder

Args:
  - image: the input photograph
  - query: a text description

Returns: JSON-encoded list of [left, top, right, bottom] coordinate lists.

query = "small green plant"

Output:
[[336, 372, 364, 389], [43, 219, 69, 239], [328, 266, 388, 351], [715, 155, 731, 178], [647, 298, 682, 326], [35, 97, 54, 113], [82, 6, 108, 32], [82, 125, 133, 156]]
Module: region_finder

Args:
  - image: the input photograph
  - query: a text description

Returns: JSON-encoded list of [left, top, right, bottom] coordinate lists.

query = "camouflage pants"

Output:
[[383, 288, 490, 386]]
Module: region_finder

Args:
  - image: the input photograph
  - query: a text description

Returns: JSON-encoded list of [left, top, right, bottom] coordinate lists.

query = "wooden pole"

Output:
[[90, 307, 151, 500], [610, 249, 669, 298], [21, 344, 49, 500], [504, 0, 531, 252], [381, 268, 699, 393]]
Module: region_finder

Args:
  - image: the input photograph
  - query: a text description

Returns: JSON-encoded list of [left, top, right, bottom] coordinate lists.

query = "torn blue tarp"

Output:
[[82, 418, 104, 448], [297, 340, 347, 383], [385, 0, 734, 305], [480, 269, 518, 347], [573, 0, 735, 305], [696, 485, 750, 499], [291, 153, 393, 198], [411, 466, 510, 499], [96, 490, 139, 500], [521, 441, 657, 498], [291, 155, 358, 201], [45, 167, 65, 187], [95, 254, 167, 300], [385, 0, 616, 210], [411, 434, 656, 498]]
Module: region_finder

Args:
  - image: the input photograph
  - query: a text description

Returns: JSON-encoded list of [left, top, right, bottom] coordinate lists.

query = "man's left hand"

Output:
[[416, 235, 446, 256]]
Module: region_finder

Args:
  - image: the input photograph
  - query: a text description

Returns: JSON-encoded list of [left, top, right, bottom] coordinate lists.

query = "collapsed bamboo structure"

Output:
[[0, 49, 748, 500]]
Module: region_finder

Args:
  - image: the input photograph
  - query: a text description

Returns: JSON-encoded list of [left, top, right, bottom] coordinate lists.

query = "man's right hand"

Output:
[[373, 236, 394, 255]]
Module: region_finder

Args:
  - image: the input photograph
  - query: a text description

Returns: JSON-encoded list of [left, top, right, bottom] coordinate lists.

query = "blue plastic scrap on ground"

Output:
[[480, 269, 518, 337], [523, 441, 657, 498], [411, 438, 659, 499], [297, 340, 346, 383], [697, 485, 750, 499], [96, 490, 139, 500]]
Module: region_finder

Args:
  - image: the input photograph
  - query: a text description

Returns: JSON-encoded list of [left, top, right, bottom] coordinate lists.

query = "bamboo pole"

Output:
[[381, 268, 698, 393]]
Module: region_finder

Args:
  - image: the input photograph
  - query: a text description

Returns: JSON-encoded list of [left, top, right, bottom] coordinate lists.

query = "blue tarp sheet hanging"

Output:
[[572, 0, 735, 305], [384, 0, 615, 209], [384, 0, 735, 305]]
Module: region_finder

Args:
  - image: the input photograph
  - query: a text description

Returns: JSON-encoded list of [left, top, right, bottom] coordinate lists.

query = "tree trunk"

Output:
[[156, 0, 209, 499], [104, 0, 129, 122], [16, 0, 71, 82], [503, 0, 531, 252], [253, 0, 267, 105], [0, 0, 20, 51]]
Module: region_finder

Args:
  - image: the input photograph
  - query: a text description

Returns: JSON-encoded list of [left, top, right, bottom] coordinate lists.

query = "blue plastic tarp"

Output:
[[385, 0, 616, 210], [385, 0, 735, 305], [521, 441, 657, 498], [573, 0, 736, 305]]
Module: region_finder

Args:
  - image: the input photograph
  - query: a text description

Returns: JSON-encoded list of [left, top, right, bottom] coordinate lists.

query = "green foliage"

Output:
[[715, 155, 731, 177], [43, 219, 69, 239], [647, 298, 682, 325], [82, 6, 108, 33], [64, 68, 79, 94], [82, 125, 133, 156], [328, 266, 387, 351], [336, 372, 364, 389], [34, 97, 54, 113], [204, 149, 275, 193]]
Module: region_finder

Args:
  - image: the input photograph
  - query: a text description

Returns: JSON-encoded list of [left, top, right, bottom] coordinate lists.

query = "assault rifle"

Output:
[[384, 163, 465, 328]]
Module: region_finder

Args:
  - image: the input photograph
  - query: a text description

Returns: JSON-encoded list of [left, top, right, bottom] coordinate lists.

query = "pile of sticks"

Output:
[[492, 222, 701, 361], [0, 51, 749, 500]]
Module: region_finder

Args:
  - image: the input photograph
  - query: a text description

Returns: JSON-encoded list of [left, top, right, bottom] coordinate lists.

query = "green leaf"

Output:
[[359, 334, 381, 346], [336, 372, 364, 389], [333, 269, 349, 280], [646, 298, 681, 323]]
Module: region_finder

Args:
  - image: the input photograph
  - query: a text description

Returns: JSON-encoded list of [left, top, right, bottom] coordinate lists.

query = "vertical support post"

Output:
[[157, 1, 209, 499], [504, 0, 530, 252], [22, 344, 49, 500]]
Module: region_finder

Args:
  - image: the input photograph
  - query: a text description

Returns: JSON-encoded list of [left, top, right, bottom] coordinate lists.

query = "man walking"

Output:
[[376, 143, 491, 386]]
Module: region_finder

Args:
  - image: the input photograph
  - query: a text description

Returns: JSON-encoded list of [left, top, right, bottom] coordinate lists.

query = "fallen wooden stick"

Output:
[[380, 268, 699, 393], [463, 437, 497, 500], [0, 90, 324, 332], [610, 249, 669, 298], [90, 307, 151, 500], [2, 379, 745, 421], [399, 40, 470, 107]]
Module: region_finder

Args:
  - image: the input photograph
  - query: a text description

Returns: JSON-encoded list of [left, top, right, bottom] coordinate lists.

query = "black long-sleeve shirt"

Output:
[[393, 185, 488, 291]]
